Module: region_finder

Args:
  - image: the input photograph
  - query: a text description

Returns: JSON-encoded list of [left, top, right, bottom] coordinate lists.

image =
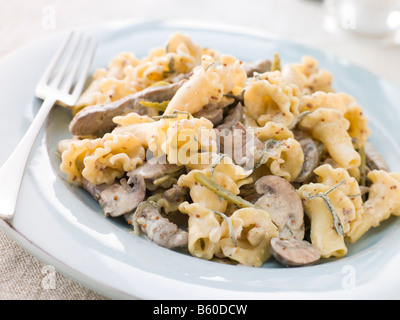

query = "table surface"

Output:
[[0, 0, 399, 300]]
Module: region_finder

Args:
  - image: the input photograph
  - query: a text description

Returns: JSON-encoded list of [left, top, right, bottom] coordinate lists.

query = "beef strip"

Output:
[[69, 80, 185, 136], [243, 59, 272, 77], [125, 201, 188, 248], [82, 177, 146, 217], [163, 184, 189, 203], [216, 102, 244, 130], [192, 97, 234, 126], [364, 141, 390, 171], [127, 162, 183, 184], [81, 162, 183, 217], [193, 108, 223, 126]]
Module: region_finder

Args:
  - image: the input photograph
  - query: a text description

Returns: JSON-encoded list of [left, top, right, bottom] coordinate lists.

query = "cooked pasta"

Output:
[[299, 182, 350, 258], [243, 70, 301, 127], [57, 32, 400, 268], [298, 108, 361, 169], [75, 33, 203, 111], [59, 133, 145, 185], [164, 53, 247, 115], [348, 170, 400, 243]]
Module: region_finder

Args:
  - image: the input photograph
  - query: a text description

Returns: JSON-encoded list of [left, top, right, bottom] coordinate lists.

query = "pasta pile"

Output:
[[57, 33, 400, 267], [74, 33, 203, 114]]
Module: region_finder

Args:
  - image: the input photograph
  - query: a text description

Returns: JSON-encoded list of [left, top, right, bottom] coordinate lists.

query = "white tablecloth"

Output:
[[0, 0, 399, 300]]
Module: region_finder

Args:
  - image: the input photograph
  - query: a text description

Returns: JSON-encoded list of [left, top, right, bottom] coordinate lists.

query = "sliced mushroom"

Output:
[[365, 141, 390, 171], [243, 59, 272, 77], [127, 162, 183, 184], [82, 177, 146, 217], [69, 80, 185, 136], [270, 238, 321, 267], [294, 138, 319, 183], [254, 175, 305, 240], [125, 201, 188, 248]]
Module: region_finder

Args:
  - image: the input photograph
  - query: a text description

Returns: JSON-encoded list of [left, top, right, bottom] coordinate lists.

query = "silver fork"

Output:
[[0, 31, 96, 220]]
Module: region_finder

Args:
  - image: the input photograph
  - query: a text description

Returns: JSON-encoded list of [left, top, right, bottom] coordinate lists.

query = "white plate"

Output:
[[1, 20, 400, 300]]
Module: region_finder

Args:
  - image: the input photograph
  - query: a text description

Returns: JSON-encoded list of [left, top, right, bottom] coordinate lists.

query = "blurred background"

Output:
[[1, 0, 399, 85], [0, 0, 399, 300]]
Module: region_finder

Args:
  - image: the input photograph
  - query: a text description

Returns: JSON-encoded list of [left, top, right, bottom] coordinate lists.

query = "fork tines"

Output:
[[35, 31, 96, 104]]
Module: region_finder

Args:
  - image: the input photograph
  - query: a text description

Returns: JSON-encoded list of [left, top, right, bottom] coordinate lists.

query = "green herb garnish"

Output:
[[194, 172, 257, 209], [303, 179, 346, 237], [214, 210, 237, 247], [140, 100, 170, 111]]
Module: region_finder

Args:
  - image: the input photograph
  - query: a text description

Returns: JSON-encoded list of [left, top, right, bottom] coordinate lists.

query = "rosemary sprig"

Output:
[[152, 113, 178, 119], [272, 52, 281, 71], [210, 154, 228, 201], [214, 210, 237, 247], [290, 111, 312, 129], [194, 173, 281, 233], [153, 175, 171, 186], [194, 172, 257, 209], [152, 110, 192, 120], [205, 61, 221, 71], [303, 179, 346, 237], [254, 138, 281, 169], [140, 100, 170, 111], [348, 193, 361, 199], [211, 153, 227, 182]]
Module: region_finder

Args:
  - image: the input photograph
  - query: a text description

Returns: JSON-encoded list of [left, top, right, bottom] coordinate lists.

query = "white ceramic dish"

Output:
[[1, 20, 400, 300]]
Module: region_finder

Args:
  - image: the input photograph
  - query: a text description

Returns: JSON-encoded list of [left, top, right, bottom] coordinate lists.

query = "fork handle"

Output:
[[0, 96, 57, 219]]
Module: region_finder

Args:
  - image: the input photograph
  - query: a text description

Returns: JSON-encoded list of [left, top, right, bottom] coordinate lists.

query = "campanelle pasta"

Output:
[[291, 55, 334, 94], [148, 112, 218, 167], [254, 122, 304, 181], [177, 155, 251, 213], [59, 133, 145, 185], [299, 108, 361, 169], [243, 70, 301, 127], [298, 182, 350, 258], [164, 54, 247, 115], [179, 202, 223, 260], [57, 33, 400, 268]]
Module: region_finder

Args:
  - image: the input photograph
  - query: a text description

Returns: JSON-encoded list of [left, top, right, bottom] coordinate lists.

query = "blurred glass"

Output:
[[324, 0, 400, 37]]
